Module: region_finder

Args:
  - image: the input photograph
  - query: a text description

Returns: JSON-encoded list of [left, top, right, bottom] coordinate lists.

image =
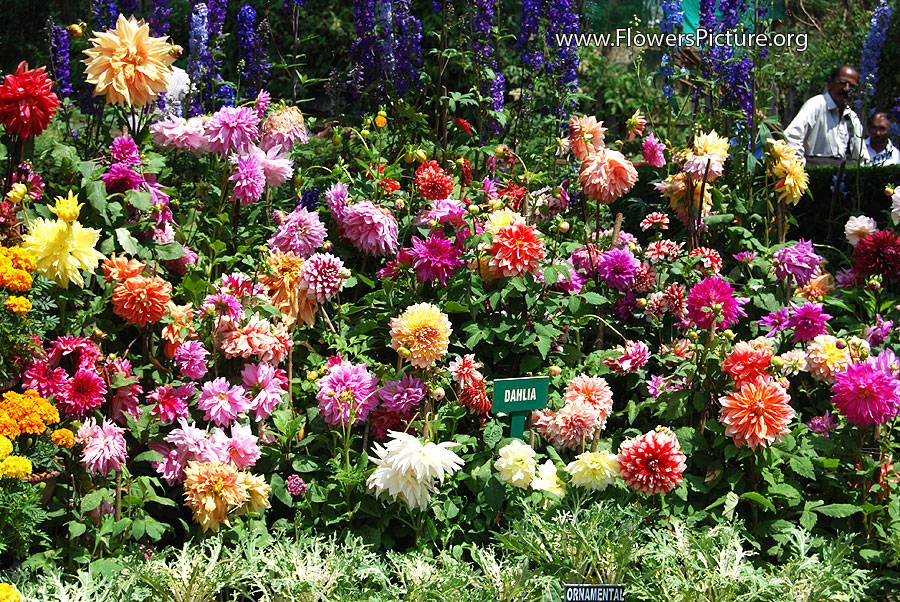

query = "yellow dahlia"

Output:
[[485, 207, 525, 235], [0, 456, 32, 479], [774, 159, 809, 206], [49, 190, 84, 223], [83, 15, 175, 108], [565, 450, 620, 491], [389, 303, 452, 368], [22, 218, 104, 288], [806, 334, 852, 382], [236, 472, 272, 515], [693, 130, 730, 158], [183, 461, 248, 532], [768, 140, 802, 174]]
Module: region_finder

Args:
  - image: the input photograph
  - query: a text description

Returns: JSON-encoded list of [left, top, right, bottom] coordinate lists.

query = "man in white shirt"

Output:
[[863, 111, 900, 166], [783, 65, 864, 166]]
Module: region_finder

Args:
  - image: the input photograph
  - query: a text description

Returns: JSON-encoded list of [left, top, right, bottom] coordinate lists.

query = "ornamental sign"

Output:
[[563, 584, 626, 602], [492, 376, 549, 439]]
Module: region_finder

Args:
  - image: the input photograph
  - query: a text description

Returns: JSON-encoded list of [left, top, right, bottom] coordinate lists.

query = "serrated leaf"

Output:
[[134, 450, 164, 463], [81, 490, 104, 513], [741, 491, 775, 512], [768, 483, 802, 500], [155, 242, 184, 260], [116, 228, 139, 255], [483, 421, 503, 449], [814, 503, 860, 518], [535, 336, 552, 359], [124, 189, 153, 211], [789, 455, 816, 479], [85, 180, 107, 213]]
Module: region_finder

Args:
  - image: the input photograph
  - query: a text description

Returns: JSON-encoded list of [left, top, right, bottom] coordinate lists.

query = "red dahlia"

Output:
[[0, 61, 60, 139], [415, 160, 455, 201], [617, 427, 686, 495], [855, 229, 900, 280], [452, 116, 473, 134], [460, 380, 491, 415]]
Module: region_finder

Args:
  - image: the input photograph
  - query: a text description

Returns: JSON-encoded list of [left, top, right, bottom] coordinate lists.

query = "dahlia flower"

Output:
[[197, 378, 252, 427], [150, 115, 209, 153], [286, 474, 308, 496], [367, 431, 464, 510], [298, 252, 349, 302], [617, 427, 686, 495], [58, 368, 107, 418], [378, 374, 426, 413], [578, 148, 638, 205], [460, 380, 491, 414], [773, 240, 822, 287], [416, 198, 468, 229], [449, 354, 484, 388], [316, 360, 380, 426], [719, 376, 794, 449], [568, 115, 606, 161], [205, 106, 260, 156], [565, 450, 620, 491], [532, 400, 604, 451], [531, 460, 566, 501], [596, 247, 640, 289], [174, 341, 210, 380], [415, 160, 455, 200], [76, 418, 127, 477], [685, 276, 748, 332], [786, 302, 831, 343], [495, 439, 537, 489], [0, 61, 59, 138], [806, 411, 838, 436], [225, 423, 261, 469], [339, 200, 399, 257], [845, 215, 877, 247], [258, 251, 316, 329], [855, 230, 900, 279], [774, 159, 809, 205], [806, 334, 852, 382], [218, 313, 292, 364], [183, 461, 270, 532], [83, 15, 175, 107], [111, 275, 172, 326], [641, 134, 666, 167], [831, 362, 900, 426], [248, 145, 293, 188], [640, 211, 669, 231], [270, 206, 326, 257], [148, 383, 194, 424], [485, 207, 526, 235], [102, 252, 144, 283], [241, 362, 288, 421], [389, 303, 452, 368], [603, 340, 650, 374], [489, 222, 546, 277], [230, 154, 266, 206], [722, 340, 773, 385], [22, 218, 104, 288], [260, 106, 308, 152], [683, 153, 725, 181], [409, 233, 464, 286]]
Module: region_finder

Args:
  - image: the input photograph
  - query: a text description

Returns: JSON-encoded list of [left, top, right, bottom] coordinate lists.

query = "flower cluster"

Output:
[[0, 390, 59, 440], [183, 461, 270, 532], [532, 375, 613, 450]]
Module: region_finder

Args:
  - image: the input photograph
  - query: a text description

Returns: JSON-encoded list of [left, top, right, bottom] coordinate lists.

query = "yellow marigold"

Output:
[[389, 303, 452, 369], [22, 218, 105, 288], [49, 190, 84, 223], [0, 583, 21, 602], [0, 456, 32, 479], [4, 296, 30, 314], [774, 159, 809, 206], [50, 428, 75, 448], [0, 435, 11, 460], [83, 15, 176, 108], [183, 461, 248, 532], [806, 334, 852, 383], [693, 130, 730, 158]]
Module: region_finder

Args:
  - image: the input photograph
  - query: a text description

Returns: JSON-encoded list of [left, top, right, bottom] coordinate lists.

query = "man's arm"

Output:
[[783, 100, 815, 165]]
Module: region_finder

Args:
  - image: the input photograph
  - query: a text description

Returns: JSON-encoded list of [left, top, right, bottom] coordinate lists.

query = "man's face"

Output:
[[827, 68, 859, 109], [870, 115, 890, 146]]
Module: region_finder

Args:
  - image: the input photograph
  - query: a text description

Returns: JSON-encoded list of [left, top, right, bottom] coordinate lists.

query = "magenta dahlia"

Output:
[[409, 233, 464, 286], [831, 362, 900, 426], [685, 276, 748, 332], [315, 360, 380, 426]]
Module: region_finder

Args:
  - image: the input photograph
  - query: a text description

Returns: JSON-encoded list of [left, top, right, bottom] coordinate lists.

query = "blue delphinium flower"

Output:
[[517, 0, 544, 68], [472, 0, 505, 135], [394, 0, 423, 94], [859, 0, 892, 99], [49, 24, 73, 98], [149, 0, 172, 36], [300, 188, 321, 211], [187, 3, 212, 116], [349, 0, 383, 97], [237, 4, 271, 98], [546, 0, 579, 122]]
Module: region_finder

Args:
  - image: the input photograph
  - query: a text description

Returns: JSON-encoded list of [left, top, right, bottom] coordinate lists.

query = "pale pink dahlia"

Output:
[[241, 362, 288, 421], [225, 423, 260, 469], [298, 252, 349, 302], [230, 154, 266, 206], [77, 418, 127, 477], [249, 145, 293, 188], [339, 200, 399, 257], [270, 206, 327, 257], [197, 377, 252, 426], [578, 148, 638, 205], [205, 106, 260, 156]]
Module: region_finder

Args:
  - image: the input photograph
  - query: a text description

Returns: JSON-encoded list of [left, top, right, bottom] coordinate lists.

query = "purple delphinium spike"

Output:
[[49, 24, 73, 98]]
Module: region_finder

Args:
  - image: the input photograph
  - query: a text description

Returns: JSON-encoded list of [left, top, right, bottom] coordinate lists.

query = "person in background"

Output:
[[863, 111, 900, 166], [784, 65, 864, 166]]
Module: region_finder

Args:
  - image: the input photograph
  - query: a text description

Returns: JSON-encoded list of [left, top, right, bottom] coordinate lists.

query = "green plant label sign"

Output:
[[492, 376, 548, 439], [562, 584, 625, 602]]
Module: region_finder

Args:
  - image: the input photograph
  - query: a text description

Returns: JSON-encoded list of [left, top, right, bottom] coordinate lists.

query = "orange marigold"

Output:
[[4, 296, 31, 314], [111, 274, 172, 326], [719, 376, 794, 449], [0, 390, 59, 439], [50, 428, 75, 448], [102, 253, 145, 283]]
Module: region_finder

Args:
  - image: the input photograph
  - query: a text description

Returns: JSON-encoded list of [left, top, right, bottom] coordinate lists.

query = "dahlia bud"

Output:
[[769, 356, 784, 370], [415, 149, 428, 163], [836, 339, 847, 350], [430, 387, 445, 401], [397, 347, 411, 358], [548, 365, 562, 377], [552, 186, 562, 199], [722, 329, 736, 340], [469, 204, 481, 215], [886, 186, 895, 196], [360, 129, 370, 138], [377, 110, 388, 118], [403, 151, 415, 164], [67, 23, 83, 38], [294, 174, 303, 188], [394, 199, 405, 211], [428, 219, 439, 229], [322, 241, 334, 252], [332, 134, 343, 146], [558, 221, 570, 234], [306, 370, 318, 381], [169, 45, 183, 59], [5, 183, 27, 204], [687, 331, 699, 341]]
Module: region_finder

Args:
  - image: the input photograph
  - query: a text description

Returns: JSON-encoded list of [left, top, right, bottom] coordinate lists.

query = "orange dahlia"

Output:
[[389, 303, 452, 368], [259, 250, 317, 328], [160, 302, 196, 358], [111, 274, 172, 326], [102, 253, 145, 283], [488, 222, 545, 278], [83, 15, 175, 107], [568, 115, 606, 161], [722, 340, 773, 386], [578, 149, 638, 205], [183, 461, 248, 532], [563, 375, 613, 423], [719, 376, 794, 449]]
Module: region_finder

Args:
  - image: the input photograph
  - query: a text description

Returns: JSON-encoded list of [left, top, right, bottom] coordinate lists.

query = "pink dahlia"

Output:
[[270, 206, 327, 257], [409, 233, 464, 286], [315, 360, 380, 426], [603, 340, 650, 374], [197, 377, 252, 427], [107, 358, 143, 424], [688, 247, 723, 274], [22, 360, 67, 399], [102, 163, 143, 194], [578, 148, 638, 205], [76, 418, 127, 477], [298, 252, 349, 302], [241, 362, 288, 421], [489, 222, 546, 277], [686, 276, 748, 332], [449, 354, 484, 388], [225, 423, 260, 469], [260, 106, 308, 152], [202, 292, 243, 321], [377, 374, 426, 413], [339, 200, 399, 257], [786, 302, 831, 343], [831, 362, 900, 426], [416, 198, 469, 229], [111, 135, 141, 166], [150, 115, 209, 154], [174, 340, 210, 380], [539, 401, 603, 450], [230, 154, 266, 206], [641, 134, 666, 167], [596, 247, 640, 289], [205, 106, 260, 156], [568, 115, 606, 161], [249, 145, 293, 188], [148, 383, 195, 424], [325, 182, 349, 222], [617, 427, 686, 495], [59, 369, 107, 418], [773, 240, 822, 287], [564, 375, 613, 420]]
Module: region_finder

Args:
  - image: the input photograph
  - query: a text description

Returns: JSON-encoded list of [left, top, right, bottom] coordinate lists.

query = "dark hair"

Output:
[[868, 111, 891, 127], [828, 65, 858, 80]]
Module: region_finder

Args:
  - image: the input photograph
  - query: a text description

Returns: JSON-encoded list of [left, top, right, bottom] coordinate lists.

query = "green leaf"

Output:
[[134, 450, 164, 463], [535, 336, 551, 359], [155, 242, 184, 260], [768, 483, 802, 500], [131, 518, 145, 540], [582, 292, 607, 306], [740, 491, 775, 512], [115, 228, 139, 255], [270, 473, 292, 507], [542, 266, 558, 285], [724, 491, 739, 519], [483, 421, 503, 449], [814, 503, 860, 518], [111, 518, 132, 537], [68, 521, 86, 538], [124, 189, 153, 211], [444, 301, 469, 313], [483, 475, 506, 511], [703, 213, 735, 226], [81, 490, 105, 513], [799, 511, 817, 531], [85, 180, 108, 214], [789, 455, 816, 479]]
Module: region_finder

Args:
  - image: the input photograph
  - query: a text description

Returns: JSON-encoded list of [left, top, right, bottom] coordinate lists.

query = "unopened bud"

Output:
[[886, 186, 895, 196], [169, 45, 183, 59], [557, 221, 570, 234], [430, 387, 445, 401], [769, 357, 784, 370], [306, 370, 318, 381], [394, 199, 405, 211], [360, 129, 370, 138], [723, 329, 736, 340], [332, 134, 343, 146], [415, 149, 428, 163], [548, 366, 562, 377], [397, 347, 411, 358], [67, 24, 83, 39]]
